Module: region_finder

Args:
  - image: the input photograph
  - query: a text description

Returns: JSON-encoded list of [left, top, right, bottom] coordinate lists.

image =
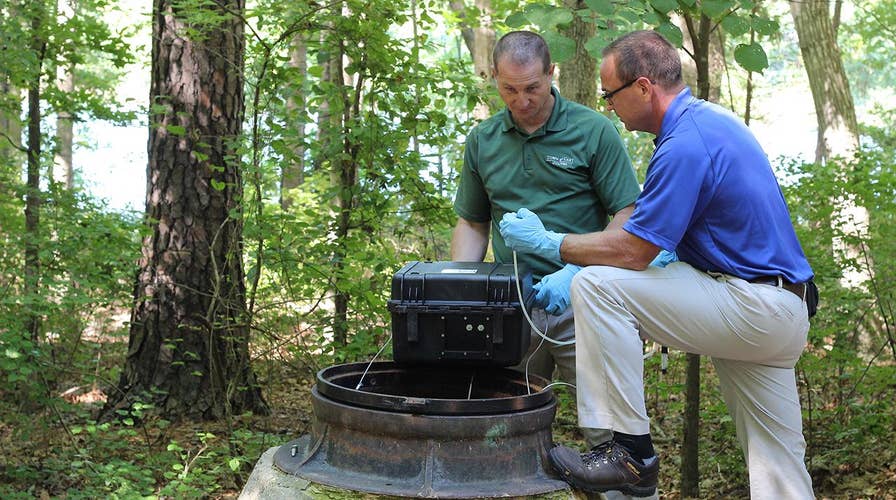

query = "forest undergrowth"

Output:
[[1, 319, 894, 500]]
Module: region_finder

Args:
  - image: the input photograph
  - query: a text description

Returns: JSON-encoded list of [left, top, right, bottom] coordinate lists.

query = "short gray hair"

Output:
[[492, 31, 552, 75], [603, 30, 682, 89]]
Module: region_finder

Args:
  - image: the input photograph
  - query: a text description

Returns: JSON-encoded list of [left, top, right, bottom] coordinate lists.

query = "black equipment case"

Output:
[[387, 261, 533, 366]]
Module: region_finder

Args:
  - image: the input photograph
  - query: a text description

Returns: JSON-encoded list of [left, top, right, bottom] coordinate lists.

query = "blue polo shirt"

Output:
[[623, 88, 813, 283]]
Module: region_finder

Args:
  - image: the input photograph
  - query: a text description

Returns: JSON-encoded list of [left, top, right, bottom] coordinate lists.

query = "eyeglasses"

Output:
[[601, 78, 638, 103]]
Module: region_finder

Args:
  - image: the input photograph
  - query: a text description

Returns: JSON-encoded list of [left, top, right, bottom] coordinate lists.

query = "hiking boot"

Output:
[[548, 441, 659, 497]]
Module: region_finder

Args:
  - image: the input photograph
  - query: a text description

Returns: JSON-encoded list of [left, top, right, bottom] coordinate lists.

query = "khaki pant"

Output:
[[570, 262, 814, 499], [515, 307, 659, 500]]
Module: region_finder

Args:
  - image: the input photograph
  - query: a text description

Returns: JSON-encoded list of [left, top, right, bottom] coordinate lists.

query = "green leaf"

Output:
[[751, 16, 779, 37], [525, 4, 574, 29], [543, 33, 576, 63], [505, 12, 529, 28], [584, 35, 607, 58], [734, 42, 768, 73], [721, 14, 751, 37], [211, 179, 226, 191], [641, 9, 663, 26], [166, 125, 186, 137], [650, 0, 679, 15], [700, 0, 731, 19], [228, 458, 241, 471], [656, 22, 683, 48], [584, 0, 615, 16]]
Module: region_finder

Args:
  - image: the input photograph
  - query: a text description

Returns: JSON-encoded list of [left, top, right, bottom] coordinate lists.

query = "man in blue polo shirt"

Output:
[[499, 30, 817, 498]]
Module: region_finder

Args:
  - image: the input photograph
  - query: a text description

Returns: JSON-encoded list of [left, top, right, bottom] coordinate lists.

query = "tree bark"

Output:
[[559, 0, 596, 109], [281, 33, 306, 210], [54, 70, 74, 189], [677, 13, 716, 498], [450, 0, 495, 120], [53, 0, 75, 189], [789, 0, 859, 162], [329, 36, 354, 347], [790, 0, 868, 291], [0, 79, 23, 189], [25, 12, 46, 344], [104, 0, 267, 420]]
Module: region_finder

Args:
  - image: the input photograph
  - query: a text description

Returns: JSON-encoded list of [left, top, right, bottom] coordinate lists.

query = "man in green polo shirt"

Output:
[[451, 30, 642, 458]]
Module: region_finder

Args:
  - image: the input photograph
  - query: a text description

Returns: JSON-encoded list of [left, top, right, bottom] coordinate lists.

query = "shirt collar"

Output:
[[655, 87, 694, 144], [501, 87, 567, 134]]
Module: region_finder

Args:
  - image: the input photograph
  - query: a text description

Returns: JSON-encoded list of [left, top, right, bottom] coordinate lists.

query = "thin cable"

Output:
[[524, 316, 548, 395], [355, 334, 393, 390], [513, 250, 661, 361], [544, 381, 576, 390], [512, 251, 575, 346]]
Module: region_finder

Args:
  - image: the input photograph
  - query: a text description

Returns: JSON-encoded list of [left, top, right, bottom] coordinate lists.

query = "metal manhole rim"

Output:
[[315, 361, 554, 415]]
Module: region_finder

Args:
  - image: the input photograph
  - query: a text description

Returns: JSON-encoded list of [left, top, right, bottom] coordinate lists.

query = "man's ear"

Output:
[[637, 76, 651, 98]]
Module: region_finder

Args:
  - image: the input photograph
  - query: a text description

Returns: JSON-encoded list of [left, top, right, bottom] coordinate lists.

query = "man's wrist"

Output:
[[546, 231, 566, 261]]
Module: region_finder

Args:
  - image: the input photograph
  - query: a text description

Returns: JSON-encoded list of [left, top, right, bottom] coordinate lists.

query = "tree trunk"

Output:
[[0, 79, 23, 186], [450, 0, 495, 120], [53, 0, 75, 188], [25, 13, 45, 344], [559, 0, 596, 109], [280, 33, 306, 210], [790, 0, 868, 290], [677, 13, 715, 498], [54, 70, 74, 188], [329, 36, 354, 347], [104, 0, 267, 420], [681, 13, 713, 104], [789, 0, 858, 162], [743, 15, 757, 125]]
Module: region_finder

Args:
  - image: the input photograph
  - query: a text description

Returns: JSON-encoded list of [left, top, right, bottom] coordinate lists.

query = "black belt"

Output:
[[748, 276, 806, 301]]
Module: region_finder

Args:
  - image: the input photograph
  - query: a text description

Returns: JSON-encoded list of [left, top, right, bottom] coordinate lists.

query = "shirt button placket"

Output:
[[523, 139, 532, 174]]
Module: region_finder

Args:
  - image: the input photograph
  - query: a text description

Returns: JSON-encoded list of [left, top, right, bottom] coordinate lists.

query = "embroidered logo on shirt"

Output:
[[545, 154, 575, 167]]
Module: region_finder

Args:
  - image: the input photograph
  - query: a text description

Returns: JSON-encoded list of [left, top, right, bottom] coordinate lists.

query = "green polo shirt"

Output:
[[454, 88, 640, 279]]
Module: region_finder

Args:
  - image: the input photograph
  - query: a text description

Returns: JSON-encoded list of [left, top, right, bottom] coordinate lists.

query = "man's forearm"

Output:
[[606, 204, 635, 231], [451, 218, 490, 261], [560, 226, 658, 270]]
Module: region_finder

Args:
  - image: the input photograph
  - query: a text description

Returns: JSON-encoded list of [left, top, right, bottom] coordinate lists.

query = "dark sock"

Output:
[[612, 432, 655, 461]]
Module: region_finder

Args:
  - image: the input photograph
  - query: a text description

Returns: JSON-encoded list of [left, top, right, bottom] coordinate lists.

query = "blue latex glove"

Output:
[[533, 263, 581, 315], [650, 249, 677, 268], [498, 208, 566, 261]]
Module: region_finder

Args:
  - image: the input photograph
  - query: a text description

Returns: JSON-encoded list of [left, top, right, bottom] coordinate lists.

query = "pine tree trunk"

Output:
[[104, 0, 267, 420]]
